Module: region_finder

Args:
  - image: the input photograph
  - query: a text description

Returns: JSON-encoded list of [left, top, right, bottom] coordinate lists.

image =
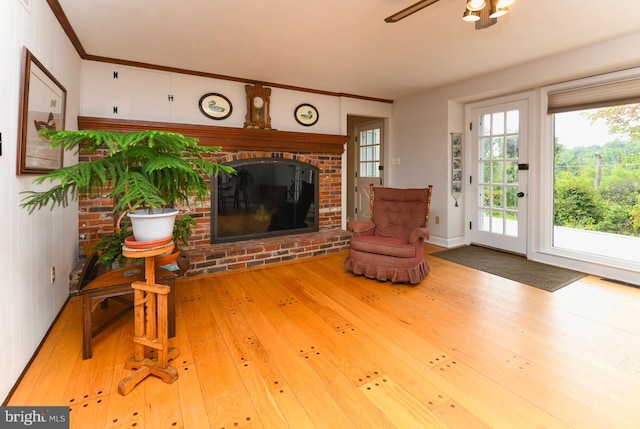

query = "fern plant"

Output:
[[20, 129, 235, 215]]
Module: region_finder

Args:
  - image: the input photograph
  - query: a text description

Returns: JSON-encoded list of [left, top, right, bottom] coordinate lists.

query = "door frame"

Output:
[[353, 118, 385, 221], [464, 92, 535, 255], [346, 116, 386, 222]]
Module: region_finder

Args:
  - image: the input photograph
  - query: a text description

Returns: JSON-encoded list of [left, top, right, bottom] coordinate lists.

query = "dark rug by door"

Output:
[[430, 245, 586, 292]]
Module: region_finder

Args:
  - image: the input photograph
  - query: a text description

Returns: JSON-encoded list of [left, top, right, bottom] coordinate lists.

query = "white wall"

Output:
[[392, 32, 640, 249], [81, 60, 347, 135], [1, 0, 81, 401]]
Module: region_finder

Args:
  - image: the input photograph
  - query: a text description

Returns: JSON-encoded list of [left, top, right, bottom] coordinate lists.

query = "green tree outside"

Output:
[[554, 104, 640, 237]]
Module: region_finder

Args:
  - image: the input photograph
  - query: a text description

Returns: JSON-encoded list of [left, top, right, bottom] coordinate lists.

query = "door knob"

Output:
[[517, 191, 525, 198]]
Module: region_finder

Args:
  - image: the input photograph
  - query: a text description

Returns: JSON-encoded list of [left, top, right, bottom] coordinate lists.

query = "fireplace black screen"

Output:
[[212, 158, 319, 243]]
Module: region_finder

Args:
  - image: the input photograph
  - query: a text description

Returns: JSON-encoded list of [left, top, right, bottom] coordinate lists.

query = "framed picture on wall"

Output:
[[17, 47, 67, 174], [199, 93, 233, 120], [294, 104, 319, 126]]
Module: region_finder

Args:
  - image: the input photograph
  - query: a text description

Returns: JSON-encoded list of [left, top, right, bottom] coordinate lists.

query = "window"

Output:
[[548, 77, 640, 266], [359, 128, 381, 178], [477, 109, 521, 237]]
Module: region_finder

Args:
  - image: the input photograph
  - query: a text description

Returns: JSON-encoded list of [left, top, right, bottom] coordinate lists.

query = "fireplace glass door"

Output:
[[212, 159, 319, 242]]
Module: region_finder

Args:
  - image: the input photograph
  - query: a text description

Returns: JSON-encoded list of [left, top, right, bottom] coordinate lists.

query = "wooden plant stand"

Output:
[[118, 242, 179, 396]]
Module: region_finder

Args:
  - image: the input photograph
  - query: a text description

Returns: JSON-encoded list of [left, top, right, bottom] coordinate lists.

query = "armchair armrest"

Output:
[[408, 227, 429, 244], [348, 221, 376, 237]]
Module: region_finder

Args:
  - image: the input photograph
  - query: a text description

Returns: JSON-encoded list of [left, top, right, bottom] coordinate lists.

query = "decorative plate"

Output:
[[199, 93, 233, 120], [294, 103, 319, 126]]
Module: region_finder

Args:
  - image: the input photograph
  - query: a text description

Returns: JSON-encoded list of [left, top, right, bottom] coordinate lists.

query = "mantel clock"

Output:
[[244, 83, 272, 129]]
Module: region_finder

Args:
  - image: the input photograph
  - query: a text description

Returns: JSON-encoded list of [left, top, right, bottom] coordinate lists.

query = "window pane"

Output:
[[480, 161, 491, 183], [506, 136, 519, 159], [480, 137, 491, 159], [480, 114, 491, 136], [493, 186, 504, 208], [491, 210, 505, 233], [506, 110, 519, 133], [506, 186, 518, 209], [492, 161, 504, 183], [481, 186, 491, 208], [492, 112, 505, 135], [480, 209, 491, 231], [492, 137, 504, 158], [506, 162, 518, 184], [506, 212, 518, 237]]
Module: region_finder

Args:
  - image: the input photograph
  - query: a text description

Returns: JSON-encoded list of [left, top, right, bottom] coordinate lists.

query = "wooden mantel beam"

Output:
[[77, 116, 348, 154]]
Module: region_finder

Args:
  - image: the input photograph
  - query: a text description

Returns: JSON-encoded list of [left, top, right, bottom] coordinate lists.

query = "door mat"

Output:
[[430, 245, 586, 292]]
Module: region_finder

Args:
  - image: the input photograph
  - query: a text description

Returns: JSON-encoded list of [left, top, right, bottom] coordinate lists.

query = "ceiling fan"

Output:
[[385, 0, 516, 30]]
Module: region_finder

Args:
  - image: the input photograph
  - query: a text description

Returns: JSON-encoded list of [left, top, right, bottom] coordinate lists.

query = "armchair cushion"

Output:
[[372, 187, 430, 240], [350, 236, 417, 258]]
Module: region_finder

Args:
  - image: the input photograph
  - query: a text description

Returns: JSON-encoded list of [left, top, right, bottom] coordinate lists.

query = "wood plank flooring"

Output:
[[7, 245, 640, 428]]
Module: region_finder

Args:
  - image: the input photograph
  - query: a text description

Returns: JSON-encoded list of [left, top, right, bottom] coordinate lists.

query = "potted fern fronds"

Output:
[[21, 129, 235, 244]]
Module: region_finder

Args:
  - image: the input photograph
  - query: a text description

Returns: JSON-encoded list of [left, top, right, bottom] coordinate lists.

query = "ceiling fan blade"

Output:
[[384, 0, 441, 23]]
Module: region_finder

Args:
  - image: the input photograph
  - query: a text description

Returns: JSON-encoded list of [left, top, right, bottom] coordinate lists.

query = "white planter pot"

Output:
[[128, 208, 178, 242]]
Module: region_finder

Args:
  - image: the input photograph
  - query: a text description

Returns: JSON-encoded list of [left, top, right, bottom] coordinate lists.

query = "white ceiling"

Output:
[[57, 0, 640, 101]]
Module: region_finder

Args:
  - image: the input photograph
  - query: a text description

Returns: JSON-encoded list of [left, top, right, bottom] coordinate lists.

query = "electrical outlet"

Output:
[[50, 265, 55, 284], [435, 216, 440, 224]]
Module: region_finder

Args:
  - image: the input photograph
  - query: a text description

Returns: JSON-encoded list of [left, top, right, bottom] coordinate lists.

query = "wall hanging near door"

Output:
[[451, 132, 463, 207]]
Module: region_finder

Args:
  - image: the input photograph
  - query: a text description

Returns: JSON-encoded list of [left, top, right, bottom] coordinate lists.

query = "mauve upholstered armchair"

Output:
[[344, 185, 433, 284]]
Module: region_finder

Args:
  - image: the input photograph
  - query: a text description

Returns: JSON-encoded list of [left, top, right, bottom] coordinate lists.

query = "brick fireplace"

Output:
[[77, 117, 351, 277]]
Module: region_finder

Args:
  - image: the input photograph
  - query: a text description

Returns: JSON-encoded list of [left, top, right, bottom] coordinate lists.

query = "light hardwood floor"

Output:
[[7, 245, 640, 428]]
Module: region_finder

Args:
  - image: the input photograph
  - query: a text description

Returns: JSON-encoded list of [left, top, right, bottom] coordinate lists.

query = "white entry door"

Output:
[[468, 99, 529, 254], [354, 120, 384, 221]]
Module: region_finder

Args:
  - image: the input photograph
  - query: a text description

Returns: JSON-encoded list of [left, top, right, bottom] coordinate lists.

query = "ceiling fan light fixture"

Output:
[[462, 9, 481, 21], [496, 0, 516, 7], [466, 0, 486, 12], [489, 6, 508, 18]]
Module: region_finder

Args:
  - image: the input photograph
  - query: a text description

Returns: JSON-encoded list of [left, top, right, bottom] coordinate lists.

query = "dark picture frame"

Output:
[[294, 103, 319, 126], [17, 47, 67, 175], [199, 93, 233, 120]]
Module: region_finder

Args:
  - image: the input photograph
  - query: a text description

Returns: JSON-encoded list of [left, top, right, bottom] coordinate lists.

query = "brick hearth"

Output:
[[185, 229, 351, 277]]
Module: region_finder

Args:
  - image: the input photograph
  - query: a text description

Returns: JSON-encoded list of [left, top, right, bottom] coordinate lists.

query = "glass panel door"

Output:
[[470, 100, 528, 254], [354, 119, 384, 221]]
